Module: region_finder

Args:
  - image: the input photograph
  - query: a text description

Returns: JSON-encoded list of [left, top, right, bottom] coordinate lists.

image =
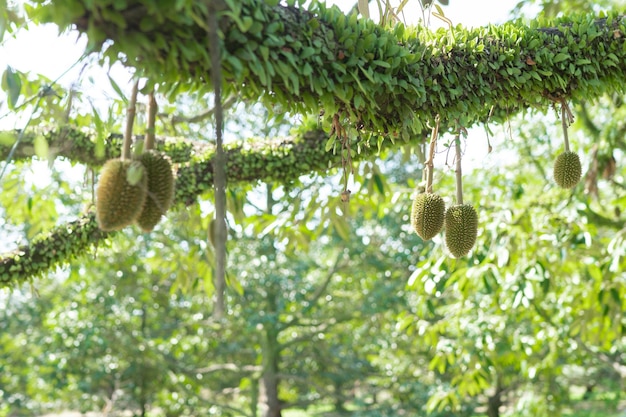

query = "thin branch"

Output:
[[278, 314, 356, 351], [194, 363, 262, 374], [158, 95, 238, 126], [282, 253, 344, 330]]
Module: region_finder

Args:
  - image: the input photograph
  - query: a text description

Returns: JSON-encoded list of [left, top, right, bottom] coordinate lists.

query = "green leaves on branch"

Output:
[[0, 127, 352, 285], [0, 213, 107, 287], [27, 1, 626, 144]]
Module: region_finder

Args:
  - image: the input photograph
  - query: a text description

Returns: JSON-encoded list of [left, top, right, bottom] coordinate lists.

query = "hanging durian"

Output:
[[445, 203, 478, 258], [96, 159, 148, 231], [135, 150, 175, 232], [444, 133, 477, 258], [553, 101, 581, 189], [553, 151, 582, 189], [411, 192, 445, 241], [411, 116, 445, 241]]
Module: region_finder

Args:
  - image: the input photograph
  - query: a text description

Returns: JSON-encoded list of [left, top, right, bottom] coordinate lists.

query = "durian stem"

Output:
[[209, 3, 227, 320], [454, 134, 463, 205], [122, 79, 140, 160], [561, 101, 571, 152], [425, 115, 439, 194], [145, 90, 157, 151]]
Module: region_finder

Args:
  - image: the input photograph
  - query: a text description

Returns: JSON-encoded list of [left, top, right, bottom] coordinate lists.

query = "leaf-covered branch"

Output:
[[31, 0, 626, 139], [0, 126, 359, 286], [0, 213, 108, 287]]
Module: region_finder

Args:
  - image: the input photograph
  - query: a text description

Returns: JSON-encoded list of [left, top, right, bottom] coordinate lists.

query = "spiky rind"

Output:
[[96, 159, 148, 231], [136, 151, 175, 232], [553, 151, 582, 189], [411, 193, 445, 240], [444, 204, 478, 258]]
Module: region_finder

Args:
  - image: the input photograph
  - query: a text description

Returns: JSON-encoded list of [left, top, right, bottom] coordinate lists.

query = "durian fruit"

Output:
[[96, 159, 148, 231], [135, 150, 175, 232], [444, 204, 478, 258], [411, 193, 445, 240], [553, 151, 582, 189]]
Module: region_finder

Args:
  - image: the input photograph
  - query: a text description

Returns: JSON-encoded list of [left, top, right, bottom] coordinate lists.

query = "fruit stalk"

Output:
[[561, 102, 570, 152], [145, 90, 157, 151], [123, 79, 140, 160], [454, 134, 463, 205], [425, 116, 439, 193]]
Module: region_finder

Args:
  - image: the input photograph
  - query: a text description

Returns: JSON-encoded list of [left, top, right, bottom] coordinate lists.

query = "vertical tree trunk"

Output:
[[250, 377, 259, 417], [333, 381, 346, 413], [261, 311, 282, 417], [486, 378, 504, 417]]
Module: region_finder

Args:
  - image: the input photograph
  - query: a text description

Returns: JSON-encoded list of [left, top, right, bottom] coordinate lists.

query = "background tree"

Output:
[[1, 0, 625, 416]]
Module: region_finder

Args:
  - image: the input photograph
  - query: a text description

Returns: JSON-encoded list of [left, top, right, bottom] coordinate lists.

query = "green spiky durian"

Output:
[[96, 159, 148, 231], [411, 193, 445, 240], [135, 150, 175, 232], [553, 151, 582, 189], [444, 204, 478, 258]]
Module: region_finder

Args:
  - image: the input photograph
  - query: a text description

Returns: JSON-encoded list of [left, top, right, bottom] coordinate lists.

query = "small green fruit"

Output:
[[553, 151, 581, 189], [445, 204, 478, 258], [136, 151, 175, 232], [96, 159, 148, 231], [411, 193, 445, 240]]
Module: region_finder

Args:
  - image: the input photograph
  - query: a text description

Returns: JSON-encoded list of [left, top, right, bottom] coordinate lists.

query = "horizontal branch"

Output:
[[0, 213, 108, 287], [0, 125, 365, 286], [31, 1, 626, 138]]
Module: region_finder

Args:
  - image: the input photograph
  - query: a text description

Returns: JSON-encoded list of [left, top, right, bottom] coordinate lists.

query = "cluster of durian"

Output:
[[95, 150, 175, 232], [411, 193, 477, 258]]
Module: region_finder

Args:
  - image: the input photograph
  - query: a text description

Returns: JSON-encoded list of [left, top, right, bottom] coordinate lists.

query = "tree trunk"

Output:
[[333, 381, 346, 413], [261, 324, 282, 417], [486, 379, 504, 417], [250, 377, 259, 417]]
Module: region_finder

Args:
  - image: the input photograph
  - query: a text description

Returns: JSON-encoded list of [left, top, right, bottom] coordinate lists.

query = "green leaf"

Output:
[[33, 135, 49, 160], [2, 65, 22, 109], [552, 53, 570, 63], [108, 74, 128, 103]]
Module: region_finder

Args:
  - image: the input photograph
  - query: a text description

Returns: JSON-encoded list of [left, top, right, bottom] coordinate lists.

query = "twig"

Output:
[[158, 95, 237, 126]]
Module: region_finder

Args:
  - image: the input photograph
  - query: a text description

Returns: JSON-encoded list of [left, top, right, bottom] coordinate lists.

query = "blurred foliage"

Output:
[[0, 0, 626, 416]]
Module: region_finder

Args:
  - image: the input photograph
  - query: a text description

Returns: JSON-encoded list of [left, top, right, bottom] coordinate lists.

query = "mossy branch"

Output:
[[0, 213, 108, 288], [31, 1, 626, 139], [0, 127, 361, 287]]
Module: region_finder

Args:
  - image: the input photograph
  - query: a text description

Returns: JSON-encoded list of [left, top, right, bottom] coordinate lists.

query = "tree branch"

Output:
[[158, 96, 238, 126], [0, 127, 369, 286], [281, 253, 344, 330], [34, 1, 626, 137]]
